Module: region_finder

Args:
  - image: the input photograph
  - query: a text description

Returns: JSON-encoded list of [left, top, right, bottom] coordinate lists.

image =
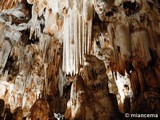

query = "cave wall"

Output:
[[0, 0, 160, 120], [93, 0, 160, 115]]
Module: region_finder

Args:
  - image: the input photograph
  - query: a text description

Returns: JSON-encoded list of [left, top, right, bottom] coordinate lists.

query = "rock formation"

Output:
[[0, 0, 160, 120], [65, 55, 118, 120]]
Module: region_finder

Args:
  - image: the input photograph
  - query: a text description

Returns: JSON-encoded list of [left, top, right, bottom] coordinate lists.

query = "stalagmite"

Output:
[[30, 99, 50, 120], [0, 0, 160, 119]]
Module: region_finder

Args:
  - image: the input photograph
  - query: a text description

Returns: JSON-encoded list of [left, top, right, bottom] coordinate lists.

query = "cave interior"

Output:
[[0, 0, 160, 120]]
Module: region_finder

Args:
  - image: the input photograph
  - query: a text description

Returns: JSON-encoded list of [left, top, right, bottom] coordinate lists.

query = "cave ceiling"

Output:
[[0, 0, 160, 120]]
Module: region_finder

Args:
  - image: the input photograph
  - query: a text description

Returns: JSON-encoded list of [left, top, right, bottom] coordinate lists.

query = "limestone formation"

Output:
[[30, 99, 50, 120], [0, 0, 160, 120]]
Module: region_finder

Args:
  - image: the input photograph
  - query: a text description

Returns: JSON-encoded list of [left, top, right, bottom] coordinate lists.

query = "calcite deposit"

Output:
[[0, 0, 160, 120]]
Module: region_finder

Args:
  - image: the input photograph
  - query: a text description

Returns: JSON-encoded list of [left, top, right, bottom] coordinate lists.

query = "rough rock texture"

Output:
[[0, 99, 5, 119], [92, 0, 160, 116], [65, 55, 119, 120], [30, 99, 50, 120], [0, 0, 160, 119], [65, 75, 116, 120], [131, 91, 160, 115], [13, 107, 23, 120]]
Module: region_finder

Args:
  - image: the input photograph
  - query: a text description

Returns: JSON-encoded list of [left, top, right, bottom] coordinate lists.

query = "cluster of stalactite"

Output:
[[0, 0, 160, 120], [65, 63, 117, 120], [93, 0, 160, 115], [0, 0, 66, 118]]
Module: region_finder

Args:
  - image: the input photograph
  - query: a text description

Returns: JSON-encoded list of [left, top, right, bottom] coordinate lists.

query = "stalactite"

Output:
[[44, 63, 48, 94], [0, 0, 160, 119], [73, 4, 78, 74], [22, 91, 27, 109], [58, 68, 67, 98], [130, 70, 140, 98], [78, 15, 82, 64], [62, 0, 93, 75], [0, 40, 11, 74], [132, 57, 146, 93], [131, 30, 151, 66], [146, 26, 157, 51], [115, 23, 131, 61], [63, 9, 70, 74], [117, 53, 126, 76], [43, 8, 57, 35]]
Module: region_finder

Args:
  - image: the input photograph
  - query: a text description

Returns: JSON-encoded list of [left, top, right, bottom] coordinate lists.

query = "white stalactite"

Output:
[[44, 63, 48, 92], [0, 40, 11, 73], [62, 0, 93, 75]]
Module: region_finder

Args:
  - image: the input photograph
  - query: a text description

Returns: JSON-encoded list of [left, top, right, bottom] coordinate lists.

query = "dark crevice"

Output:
[[21, 29, 30, 45], [105, 7, 117, 17], [21, 29, 39, 45], [3, 55, 19, 81], [149, 49, 158, 67], [122, 1, 141, 16]]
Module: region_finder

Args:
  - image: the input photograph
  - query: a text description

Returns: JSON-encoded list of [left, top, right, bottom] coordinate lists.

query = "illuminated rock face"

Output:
[[83, 54, 109, 95], [0, 0, 160, 119], [92, 0, 160, 115], [65, 76, 116, 120], [30, 99, 50, 120], [65, 55, 118, 120]]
